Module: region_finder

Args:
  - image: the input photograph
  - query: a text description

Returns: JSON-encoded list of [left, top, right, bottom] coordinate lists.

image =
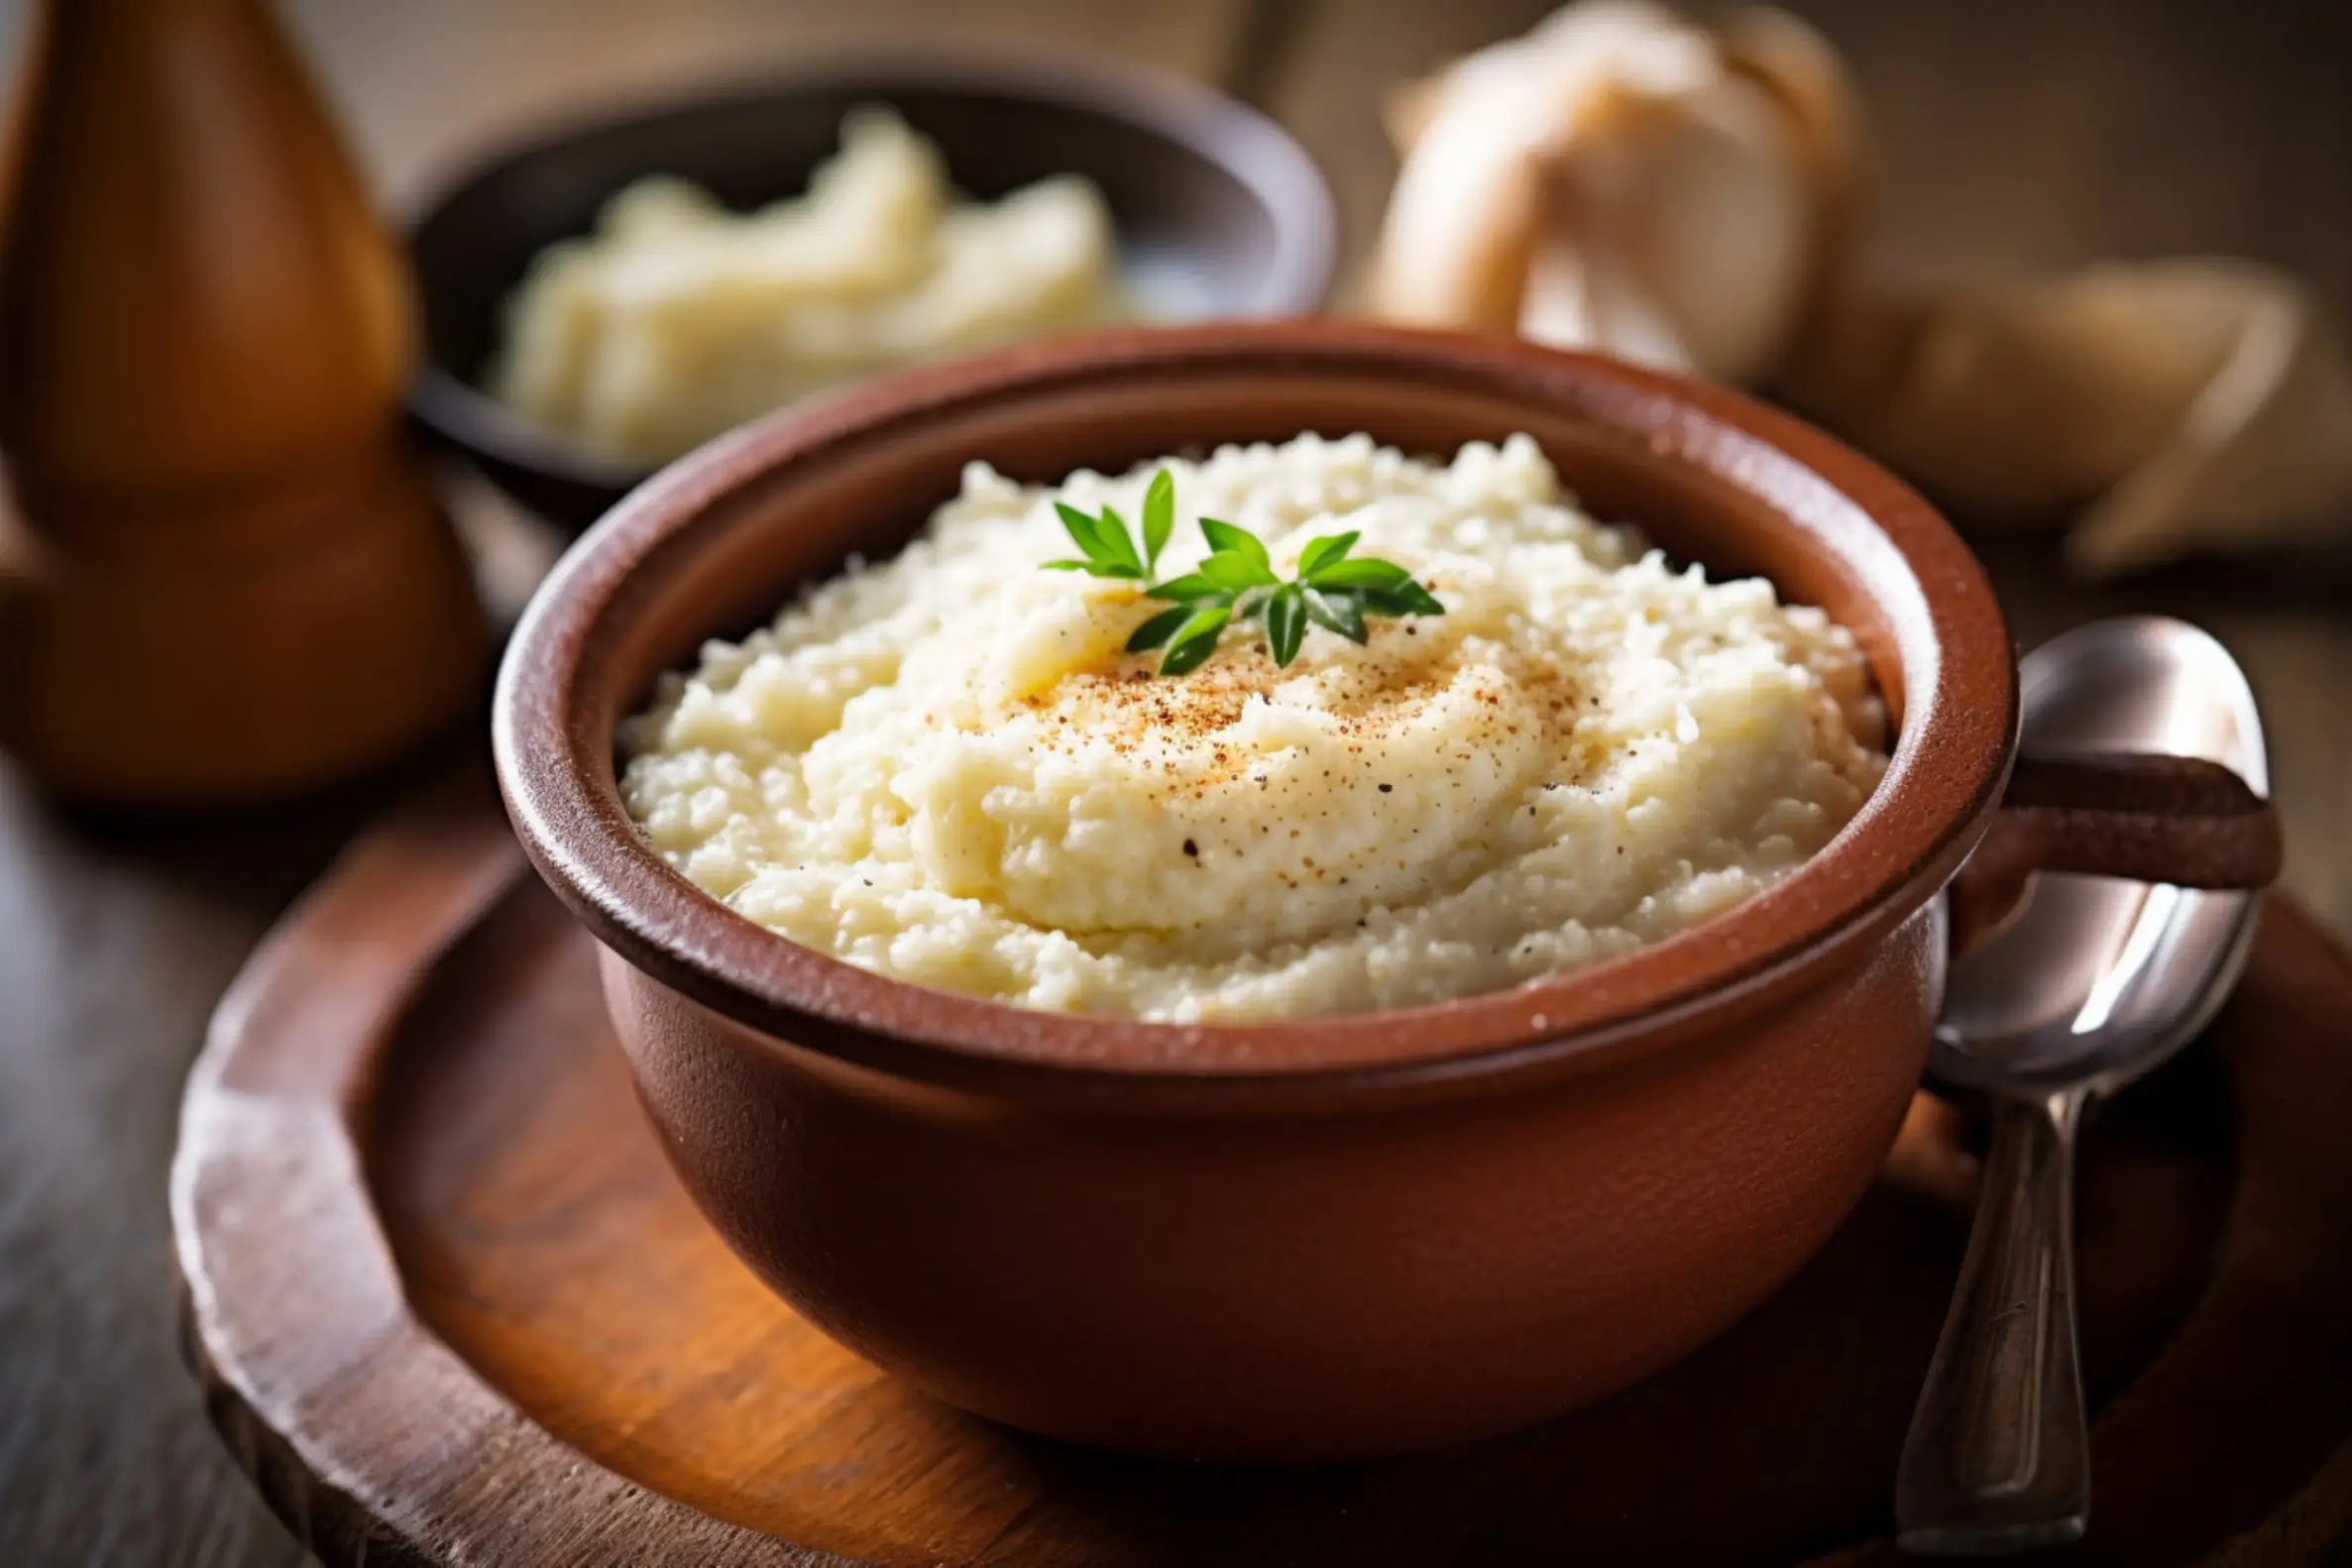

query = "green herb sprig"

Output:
[[1045, 470, 1443, 675]]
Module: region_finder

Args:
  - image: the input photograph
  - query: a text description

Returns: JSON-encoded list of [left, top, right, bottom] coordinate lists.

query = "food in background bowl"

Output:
[[619, 432, 1886, 1019], [488, 108, 1122, 461]]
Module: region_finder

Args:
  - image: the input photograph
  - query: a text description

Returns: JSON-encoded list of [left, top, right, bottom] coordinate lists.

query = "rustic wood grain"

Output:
[[173, 788, 2352, 1566], [0, 761, 396, 1568], [6, 1, 2352, 1564]]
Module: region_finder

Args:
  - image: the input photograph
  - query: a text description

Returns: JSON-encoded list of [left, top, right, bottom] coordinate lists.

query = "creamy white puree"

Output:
[[493, 108, 1120, 461]]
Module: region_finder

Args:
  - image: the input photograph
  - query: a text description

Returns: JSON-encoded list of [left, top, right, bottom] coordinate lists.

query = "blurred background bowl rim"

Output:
[[400, 44, 1341, 495]]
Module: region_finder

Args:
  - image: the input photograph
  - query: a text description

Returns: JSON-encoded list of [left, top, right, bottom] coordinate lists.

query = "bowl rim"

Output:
[[494, 320, 2017, 1090], [401, 44, 1340, 493]]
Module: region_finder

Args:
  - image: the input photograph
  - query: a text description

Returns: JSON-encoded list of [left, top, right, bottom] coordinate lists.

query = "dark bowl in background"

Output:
[[403, 52, 1338, 531]]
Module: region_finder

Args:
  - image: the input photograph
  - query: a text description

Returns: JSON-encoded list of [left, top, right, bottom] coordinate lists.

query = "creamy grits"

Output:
[[618, 433, 1888, 1022]]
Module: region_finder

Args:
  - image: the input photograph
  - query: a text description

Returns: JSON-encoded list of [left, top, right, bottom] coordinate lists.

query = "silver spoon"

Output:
[[1894, 616, 2271, 1555]]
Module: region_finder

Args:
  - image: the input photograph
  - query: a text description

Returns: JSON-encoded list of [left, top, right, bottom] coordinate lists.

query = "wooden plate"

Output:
[[172, 777, 2352, 1566]]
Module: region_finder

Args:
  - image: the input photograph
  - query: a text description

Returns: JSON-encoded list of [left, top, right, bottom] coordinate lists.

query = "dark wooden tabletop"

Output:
[[3, 1, 2348, 1563]]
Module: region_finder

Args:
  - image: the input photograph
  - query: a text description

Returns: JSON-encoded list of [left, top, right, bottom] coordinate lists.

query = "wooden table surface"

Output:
[[2, 1, 2347, 1563]]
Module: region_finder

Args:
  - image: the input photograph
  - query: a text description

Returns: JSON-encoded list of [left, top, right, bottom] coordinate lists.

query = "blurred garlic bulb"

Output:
[[1372, 0, 1856, 385], [1782, 259, 2352, 576], [1371, 1, 2352, 579]]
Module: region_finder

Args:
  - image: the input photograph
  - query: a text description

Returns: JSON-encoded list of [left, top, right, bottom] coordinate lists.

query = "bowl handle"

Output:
[[1946, 752, 2280, 954], [1990, 751, 2281, 886]]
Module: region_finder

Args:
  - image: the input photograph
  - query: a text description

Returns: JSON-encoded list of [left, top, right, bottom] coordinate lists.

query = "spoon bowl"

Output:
[[1933, 617, 2271, 1096]]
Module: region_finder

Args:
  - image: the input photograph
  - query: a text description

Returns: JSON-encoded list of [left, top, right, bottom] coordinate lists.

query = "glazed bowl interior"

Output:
[[406, 55, 1336, 530], [499, 323, 2014, 1084]]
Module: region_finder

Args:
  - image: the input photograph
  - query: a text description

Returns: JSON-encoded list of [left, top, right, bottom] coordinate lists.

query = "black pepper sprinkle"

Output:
[[1182, 839, 1199, 857], [1378, 783, 1394, 793]]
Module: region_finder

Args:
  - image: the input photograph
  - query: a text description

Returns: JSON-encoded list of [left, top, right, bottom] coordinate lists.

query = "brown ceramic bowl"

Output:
[[492, 321, 2280, 1462]]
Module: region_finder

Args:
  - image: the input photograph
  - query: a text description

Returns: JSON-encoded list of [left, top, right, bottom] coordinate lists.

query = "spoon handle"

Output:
[[1896, 1087, 2090, 1554]]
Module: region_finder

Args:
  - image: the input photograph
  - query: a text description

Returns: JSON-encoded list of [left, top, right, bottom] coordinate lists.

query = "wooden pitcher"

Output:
[[0, 0, 484, 807]]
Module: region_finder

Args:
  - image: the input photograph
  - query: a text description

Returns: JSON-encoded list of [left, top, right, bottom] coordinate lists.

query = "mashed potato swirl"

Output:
[[619, 433, 1886, 1021]]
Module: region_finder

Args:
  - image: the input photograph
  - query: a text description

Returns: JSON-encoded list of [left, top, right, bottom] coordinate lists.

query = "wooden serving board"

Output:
[[172, 778, 2352, 1567]]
